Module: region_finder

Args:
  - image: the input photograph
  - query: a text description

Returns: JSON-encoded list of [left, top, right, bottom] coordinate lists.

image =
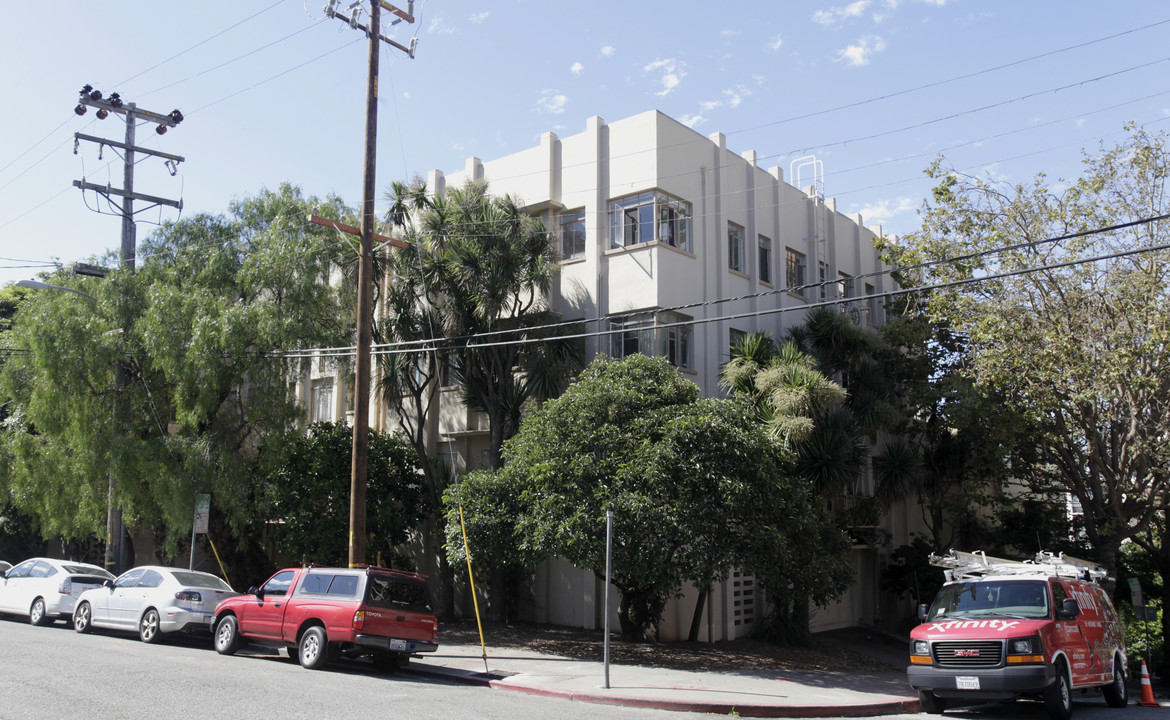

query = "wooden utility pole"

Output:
[[323, 0, 416, 567], [72, 86, 184, 576]]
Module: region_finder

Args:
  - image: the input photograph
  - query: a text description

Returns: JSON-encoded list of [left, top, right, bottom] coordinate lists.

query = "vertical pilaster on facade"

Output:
[[741, 149, 757, 167], [427, 168, 445, 197], [769, 166, 783, 183], [707, 131, 726, 151], [542, 131, 561, 206], [466, 156, 484, 181]]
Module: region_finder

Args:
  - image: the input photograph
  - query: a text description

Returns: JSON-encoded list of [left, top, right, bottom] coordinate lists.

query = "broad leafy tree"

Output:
[[259, 421, 426, 566], [888, 125, 1170, 584], [446, 354, 852, 642], [0, 183, 357, 576]]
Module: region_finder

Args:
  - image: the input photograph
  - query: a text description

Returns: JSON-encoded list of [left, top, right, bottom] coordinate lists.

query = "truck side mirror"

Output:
[[248, 586, 261, 597], [918, 603, 928, 622], [1058, 598, 1080, 619]]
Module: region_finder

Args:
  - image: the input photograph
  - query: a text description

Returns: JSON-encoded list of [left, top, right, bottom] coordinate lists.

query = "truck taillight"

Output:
[[432, 618, 438, 640], [353, 610, 366, 631]]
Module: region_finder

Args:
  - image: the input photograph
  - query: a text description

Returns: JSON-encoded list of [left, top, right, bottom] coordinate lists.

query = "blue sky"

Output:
[[2, 1, 1168, 288]]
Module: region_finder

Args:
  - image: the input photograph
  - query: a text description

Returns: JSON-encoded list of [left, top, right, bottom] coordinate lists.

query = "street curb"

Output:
[[402, 664, 922, 717]]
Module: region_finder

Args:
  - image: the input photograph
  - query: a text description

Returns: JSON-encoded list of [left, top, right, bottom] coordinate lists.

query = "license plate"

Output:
[[389, 639, 407, 651], [956, 676, 980, 690]]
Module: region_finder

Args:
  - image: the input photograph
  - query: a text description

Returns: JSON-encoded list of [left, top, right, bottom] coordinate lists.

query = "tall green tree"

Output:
[[889, 125, 1170, 583], [259, 421, 426, 566], [0, 183, 357, 575], [448, 354, 852, 642]]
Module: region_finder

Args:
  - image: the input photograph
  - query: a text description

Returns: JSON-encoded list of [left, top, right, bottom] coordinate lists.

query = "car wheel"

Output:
[[1102, 660, 1128, 708], [73, 602, 93, 634], [214, 615, 240, 655], [1044, 660, 1073, 720], [298, 626, 328, 670], [29, 597, 48, 626], [139, 608, 161, 644], [918, 689, 948, 715]]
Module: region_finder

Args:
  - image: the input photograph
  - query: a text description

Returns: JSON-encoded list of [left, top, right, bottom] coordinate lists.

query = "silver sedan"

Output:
[[73, 566, 238, 643]]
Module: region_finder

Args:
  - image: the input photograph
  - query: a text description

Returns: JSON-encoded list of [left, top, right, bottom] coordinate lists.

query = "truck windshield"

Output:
[[927, 579, 1050, 620]]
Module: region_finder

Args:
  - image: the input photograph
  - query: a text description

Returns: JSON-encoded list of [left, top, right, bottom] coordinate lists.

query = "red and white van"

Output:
[[907, 551, 1128, 720]]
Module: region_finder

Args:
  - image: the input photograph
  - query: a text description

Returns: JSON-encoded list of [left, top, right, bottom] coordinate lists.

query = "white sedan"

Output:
[[0, 557, 114, 625], [73, 565, 238, 643]]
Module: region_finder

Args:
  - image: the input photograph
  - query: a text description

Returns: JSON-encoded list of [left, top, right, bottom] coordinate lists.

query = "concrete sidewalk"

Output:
[[402, 640, 922, 717]]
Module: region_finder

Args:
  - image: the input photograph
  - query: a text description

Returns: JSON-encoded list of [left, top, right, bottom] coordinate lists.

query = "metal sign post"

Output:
[[190, 494, 210, 570], [604, 510, 613, 689]]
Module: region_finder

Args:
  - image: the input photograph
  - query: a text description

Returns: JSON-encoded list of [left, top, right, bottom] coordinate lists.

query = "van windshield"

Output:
[[927, 579, 1050, 621]]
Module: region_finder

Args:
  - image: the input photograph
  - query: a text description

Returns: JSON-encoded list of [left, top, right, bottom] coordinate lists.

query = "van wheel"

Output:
[[918, 689, 948, 714], [1102, 661, 1128, 708], [1045, 660, 1073, 720]]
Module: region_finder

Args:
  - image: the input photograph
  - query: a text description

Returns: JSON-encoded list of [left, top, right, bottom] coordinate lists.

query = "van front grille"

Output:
[[933, 640, 1003, 668]]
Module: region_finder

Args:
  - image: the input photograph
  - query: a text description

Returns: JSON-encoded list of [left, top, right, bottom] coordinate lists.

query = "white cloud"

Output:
[[836, 35, 887, 66], [679, 114, 705, 128], [813, 1, 872, 27], [698, 85, 752, 113], [644, 58, 687, 96], [469, 11, 489, 24], [752, 74, 765, 85], [428, 17, 455, 35], [570, 62, 584, 77], [853, 196, 917, 225], [402, 91, 411, 100], [537, 90, 568, 115], [766, 34, 783, 51], [721, 29, 741, 37], [1075, 118, 1086, 128], [600, 44, 616, 57]]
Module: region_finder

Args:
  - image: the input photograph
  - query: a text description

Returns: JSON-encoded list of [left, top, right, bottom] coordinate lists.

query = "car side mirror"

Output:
[[103, 579, 114, 588], [918, 603, 928, 622], [1058, 598, 1080, 620]]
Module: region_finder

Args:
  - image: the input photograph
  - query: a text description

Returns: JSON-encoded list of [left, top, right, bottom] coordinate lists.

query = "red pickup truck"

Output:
[[211, 565, 438, 670]]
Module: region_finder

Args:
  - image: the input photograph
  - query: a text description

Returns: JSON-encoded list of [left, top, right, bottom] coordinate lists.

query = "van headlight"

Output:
[[913, 640, 930, 655], [1006, 636, 1044, 664]]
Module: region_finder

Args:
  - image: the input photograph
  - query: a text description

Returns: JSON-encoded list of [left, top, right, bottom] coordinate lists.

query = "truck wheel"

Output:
[[918, 689, 948, 715], [1102, 661, 1128, 708], [1044, 660, 1072, 720], [214, 616, 240, 655], [298, 626, 328, 670]]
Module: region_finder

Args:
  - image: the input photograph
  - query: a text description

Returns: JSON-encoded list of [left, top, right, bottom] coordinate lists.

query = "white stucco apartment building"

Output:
[[302, 109, 926, 641]]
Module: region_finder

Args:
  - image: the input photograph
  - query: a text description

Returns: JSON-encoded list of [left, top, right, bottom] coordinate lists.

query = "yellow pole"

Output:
[[458, 503, 489, 675], [206, 537, 230, 587]]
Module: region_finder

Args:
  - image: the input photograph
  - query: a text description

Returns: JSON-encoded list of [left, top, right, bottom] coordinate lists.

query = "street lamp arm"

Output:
[[16, 279, 97, 302]]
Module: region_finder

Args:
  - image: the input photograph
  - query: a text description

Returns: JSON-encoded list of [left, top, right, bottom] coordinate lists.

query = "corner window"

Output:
[[560, 208, 586, 260], [728, 222, 745, 273], [608, 191, 691, 252], [609, 311, 694, 369], [786, 248, 806, 296], [758, 235, 772, 284], [728, 328, 747, 361]]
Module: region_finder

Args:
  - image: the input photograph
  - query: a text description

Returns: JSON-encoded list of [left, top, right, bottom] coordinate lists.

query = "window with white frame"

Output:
[[838, 271, 854, 298], [608, 191, 692, 252], [786, 248, 806, 296], [311, 378, 334, 423], [560, 208, 586, 260], [609, 310, 694, 369], [728, 221, 745, 273], [758, 235, 772, 284]]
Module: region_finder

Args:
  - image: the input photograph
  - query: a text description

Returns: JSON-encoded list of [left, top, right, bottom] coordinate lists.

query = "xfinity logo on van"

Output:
[[1068, 586, 1099, 613], [927, 619, 1020, 634]]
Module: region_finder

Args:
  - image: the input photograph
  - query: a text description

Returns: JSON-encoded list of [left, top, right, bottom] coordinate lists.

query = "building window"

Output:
[[728, 328, 746, 361], [608, 191, 692, 252], [865, 283, 878, 324], [609, 310, 694, 369], [311, 378, 334, 423], [785, 248, 806, 296], [728, 222, 745, 273], [838, 271, 854, 298], [819, 261, 827, 299], [560, 208, 586, 260], [758, 235, 772, 284]]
